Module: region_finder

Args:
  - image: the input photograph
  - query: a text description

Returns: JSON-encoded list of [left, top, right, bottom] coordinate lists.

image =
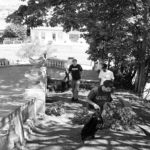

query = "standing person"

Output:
[[98, 63, 114, 85], [69, 59, 83, 102], [86, 80, 114, 114]]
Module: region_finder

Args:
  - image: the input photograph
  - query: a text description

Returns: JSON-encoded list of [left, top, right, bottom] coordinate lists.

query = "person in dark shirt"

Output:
[[86, 80, 114, 114], [69, 59, 83, 102]]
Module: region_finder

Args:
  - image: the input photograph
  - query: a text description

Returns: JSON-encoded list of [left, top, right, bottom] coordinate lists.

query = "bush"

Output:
[[71, 108, 92, 125], [102, 102, 138, 130], [71, 102, 138, 131], [3, 24, 27, 40], [45, 102, 65, 116]]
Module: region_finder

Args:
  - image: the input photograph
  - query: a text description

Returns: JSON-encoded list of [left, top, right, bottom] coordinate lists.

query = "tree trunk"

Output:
[[136, 2, 148, 95], [134, 67, 139, 92], [137, 62, 145, 95]]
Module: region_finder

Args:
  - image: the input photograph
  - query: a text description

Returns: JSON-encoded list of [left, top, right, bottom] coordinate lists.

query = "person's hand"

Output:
[[93, 103, 100, 110]]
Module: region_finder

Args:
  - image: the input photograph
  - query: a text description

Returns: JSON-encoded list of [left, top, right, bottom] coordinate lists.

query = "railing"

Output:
[[3, 38, 23, 44], [46, 58, 67, 69], [0, 59, 9, 66]]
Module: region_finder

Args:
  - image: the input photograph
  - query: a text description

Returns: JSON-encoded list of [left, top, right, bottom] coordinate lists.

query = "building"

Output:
[[31, 26, 86, 44], [31, 27, 93, 70]]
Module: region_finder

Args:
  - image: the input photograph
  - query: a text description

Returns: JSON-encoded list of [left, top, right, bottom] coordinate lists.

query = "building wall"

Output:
[[31, 27, 93, 69], [31, 27, 86, 45], [0, 27, 93, 69]]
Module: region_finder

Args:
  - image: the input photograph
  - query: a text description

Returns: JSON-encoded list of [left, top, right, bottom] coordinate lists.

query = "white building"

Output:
[[31, 27, 93, 70], [31, 26, 86, 45]]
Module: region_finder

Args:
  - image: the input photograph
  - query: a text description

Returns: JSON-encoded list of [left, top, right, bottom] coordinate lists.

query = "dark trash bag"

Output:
[[81, 111, 103, 142]]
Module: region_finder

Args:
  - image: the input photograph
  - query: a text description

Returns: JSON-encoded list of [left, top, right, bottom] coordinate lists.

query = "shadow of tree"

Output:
[[26, 119, 150, 150], [27, 92, 150, 150], [0, 66, 32, 97]]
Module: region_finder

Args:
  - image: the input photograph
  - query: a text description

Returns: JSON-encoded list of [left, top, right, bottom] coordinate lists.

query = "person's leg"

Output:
[[74, 80, 80, 100], [71, 80, 76, 100]]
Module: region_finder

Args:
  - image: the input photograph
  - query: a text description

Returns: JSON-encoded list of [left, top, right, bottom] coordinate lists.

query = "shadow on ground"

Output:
[[0, 66, 33, 99], [27, 94, 150, 150], [27, 118, 150, 150]]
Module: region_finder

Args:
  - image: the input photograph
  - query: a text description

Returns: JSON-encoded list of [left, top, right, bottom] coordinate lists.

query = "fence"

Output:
[[3, 38, 23, 44], [46, 58, 67, 69], [0, 59, 9, 66]]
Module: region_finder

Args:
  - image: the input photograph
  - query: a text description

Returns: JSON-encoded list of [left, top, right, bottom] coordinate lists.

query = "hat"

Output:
[[103, 80, 114, 88]]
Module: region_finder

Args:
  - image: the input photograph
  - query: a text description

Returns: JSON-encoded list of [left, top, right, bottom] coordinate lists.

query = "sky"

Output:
[[0, 0, 27, 29]]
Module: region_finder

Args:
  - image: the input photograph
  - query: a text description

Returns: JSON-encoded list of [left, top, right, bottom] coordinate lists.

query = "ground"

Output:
[[0, 66, 150, 150], [26, 91, 150, 150]]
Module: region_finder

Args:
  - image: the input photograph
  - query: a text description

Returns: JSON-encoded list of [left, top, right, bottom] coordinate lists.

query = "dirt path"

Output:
[[26, 92, 150, 150]]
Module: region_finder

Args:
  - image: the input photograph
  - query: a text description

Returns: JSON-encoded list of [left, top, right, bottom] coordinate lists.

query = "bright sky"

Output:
[[0, 0, 27, 29], [0, 0, 24, 6]]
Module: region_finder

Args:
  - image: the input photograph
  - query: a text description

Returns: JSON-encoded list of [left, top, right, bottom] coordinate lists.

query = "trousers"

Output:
[[71, 80, 80, 99]]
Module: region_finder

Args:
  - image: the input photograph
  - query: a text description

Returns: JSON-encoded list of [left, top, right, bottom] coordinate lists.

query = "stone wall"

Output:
[[0, 62, 46, 150]]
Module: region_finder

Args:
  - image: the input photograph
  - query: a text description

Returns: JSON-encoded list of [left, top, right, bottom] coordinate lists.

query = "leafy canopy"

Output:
[[6, 0, 150, 62]]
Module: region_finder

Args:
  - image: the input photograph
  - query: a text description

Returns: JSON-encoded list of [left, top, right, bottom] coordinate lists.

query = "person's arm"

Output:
[[79, 65, 83, 75], [68, 65, 72, 74], [111, 71, 115, 81], [98, 71, 102, 85], [87, 88, 100, 110], [86, 98, 100, 110]]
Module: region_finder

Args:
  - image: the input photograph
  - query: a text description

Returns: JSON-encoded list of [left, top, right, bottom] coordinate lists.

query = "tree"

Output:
[[6, 2, 48, 27], [6, 0, 150, 94], [17, 39, 55, 58], [3, 24, 27, 40]]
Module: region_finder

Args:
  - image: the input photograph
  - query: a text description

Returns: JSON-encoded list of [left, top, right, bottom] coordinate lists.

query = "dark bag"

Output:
[[81, 111, 103, 142]]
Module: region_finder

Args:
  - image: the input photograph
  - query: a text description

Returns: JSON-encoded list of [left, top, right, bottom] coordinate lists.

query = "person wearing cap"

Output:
[[86, 80, 114, 114], [69, 59, 83, 102], [98, 63, 114, 85]]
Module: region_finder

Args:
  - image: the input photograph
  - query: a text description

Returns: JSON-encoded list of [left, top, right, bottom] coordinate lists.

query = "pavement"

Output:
[[0, 66, 150, 150], [26, 91, 150, 150]]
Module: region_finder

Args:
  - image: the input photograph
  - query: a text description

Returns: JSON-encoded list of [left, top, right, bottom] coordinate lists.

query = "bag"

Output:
[[81, 111, 103, 142]]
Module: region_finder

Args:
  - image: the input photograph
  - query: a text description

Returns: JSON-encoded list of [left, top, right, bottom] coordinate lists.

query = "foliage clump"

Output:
[[46, 102, 65, 116], [71, 102, 137, 131], [103, 102, 137, 131], [71, 108, 91, 125]]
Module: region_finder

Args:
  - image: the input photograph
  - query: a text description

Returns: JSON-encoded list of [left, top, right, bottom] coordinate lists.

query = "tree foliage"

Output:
[[3, 24, 27, 40], [6, 0, 150, 93], [17, 39, 54, 58]]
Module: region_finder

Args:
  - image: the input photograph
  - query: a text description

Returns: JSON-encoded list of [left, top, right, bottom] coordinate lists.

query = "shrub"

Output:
[[3, 24, 27, 40], [102, 102, 138, 130]]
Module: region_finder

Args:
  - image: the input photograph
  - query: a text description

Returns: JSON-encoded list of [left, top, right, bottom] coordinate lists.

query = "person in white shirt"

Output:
[[98, 63, 114, 85]]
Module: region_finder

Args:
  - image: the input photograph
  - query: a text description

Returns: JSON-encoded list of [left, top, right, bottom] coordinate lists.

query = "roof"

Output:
[[32, 26, 63, 31]]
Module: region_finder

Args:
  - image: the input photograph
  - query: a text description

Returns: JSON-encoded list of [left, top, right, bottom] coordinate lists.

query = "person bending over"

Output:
[[86, 80, 114, 114]]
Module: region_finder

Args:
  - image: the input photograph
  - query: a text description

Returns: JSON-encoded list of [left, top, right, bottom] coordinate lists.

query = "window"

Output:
[[69, 34, 79, 42], [52, 33, 56, 41]]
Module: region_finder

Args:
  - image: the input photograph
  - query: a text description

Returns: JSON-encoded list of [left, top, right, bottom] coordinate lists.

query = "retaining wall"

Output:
[[0, 64, 46, 150]]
